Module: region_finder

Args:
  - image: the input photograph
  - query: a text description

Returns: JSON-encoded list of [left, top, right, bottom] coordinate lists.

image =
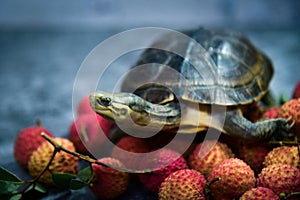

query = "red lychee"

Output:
[[262, 107, 281, 119], [138, 148, 188, 193], [165, 135, 197, 159], [257, 164, 300, 195], [89, 157, 129, 199], [208, 158, 256, 200], [28, 137, 79, 185], [159, 169, 207, 200], [239, 187, 279, 200], [278, 98, 300, 134], [145, 132, 197, 159], [188, 141, 234, 178], [292, 80, 300, 99], [111, 136, 150, 170], [14, 124, 54, 169], [77, 95, 95, 116], [238, 141, 270, 173], [69, 113, 113, 154], [263, 145, 300, 168]]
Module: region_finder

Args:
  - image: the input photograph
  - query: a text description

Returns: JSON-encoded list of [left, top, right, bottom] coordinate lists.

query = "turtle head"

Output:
[[89, 91, 180, 127], [89, 91, 115, 120]]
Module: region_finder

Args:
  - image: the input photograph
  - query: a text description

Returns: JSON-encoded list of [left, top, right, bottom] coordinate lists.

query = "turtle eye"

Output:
[[97, 96, 111, 107]]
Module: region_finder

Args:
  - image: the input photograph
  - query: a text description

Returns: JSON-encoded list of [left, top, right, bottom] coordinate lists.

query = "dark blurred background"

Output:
[[0, 1, 299, 199]]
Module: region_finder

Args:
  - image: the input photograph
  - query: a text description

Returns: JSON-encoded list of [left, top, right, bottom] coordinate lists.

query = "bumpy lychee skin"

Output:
[[111, 136, 150, 170], [28, 138, 78, 185], [14, 126, 54, 169], [89, 157, 129, 199], [278, 98, 300, 133], [262, 107, 281, 119], [257, 164, 300, 195], [138, 148, 188, 193], [159, 169, 207, 200], [208, 158, 256, 200], [239, 187, 279, 200], [188, 141, 234, 178], [263, 146, 299, 168], [292, 80, 300, 99], [238, 141, 270, 173]]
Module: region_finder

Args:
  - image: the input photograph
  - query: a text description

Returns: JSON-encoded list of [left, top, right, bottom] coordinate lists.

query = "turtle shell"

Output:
[[121, 28, 273, 106]]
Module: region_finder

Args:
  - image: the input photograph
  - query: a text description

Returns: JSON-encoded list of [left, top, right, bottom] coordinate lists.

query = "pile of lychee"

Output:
[[13, 80, 300, 200]]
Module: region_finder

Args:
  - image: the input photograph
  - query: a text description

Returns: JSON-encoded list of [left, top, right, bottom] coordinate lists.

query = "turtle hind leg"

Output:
[[222, 109, 292, 141]]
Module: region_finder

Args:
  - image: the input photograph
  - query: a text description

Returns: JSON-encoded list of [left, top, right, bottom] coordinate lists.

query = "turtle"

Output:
[[89, 28, 292, 141]]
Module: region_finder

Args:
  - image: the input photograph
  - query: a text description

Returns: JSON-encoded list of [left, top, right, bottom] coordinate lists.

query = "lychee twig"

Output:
[[41, 132, 152, 173], [268, 140, 298, 146], [204, 177, 221, 198], [11, 138, 58, 197], [279, 191, 300, 199]]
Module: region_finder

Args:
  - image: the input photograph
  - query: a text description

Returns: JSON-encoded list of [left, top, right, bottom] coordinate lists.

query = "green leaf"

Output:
[[0, 194, 22, 200], [23, 183, 47, 194], [52, 173, 77, 189], [0, 166, 22, 182], [22, 186, 47, 200], [33, 183, 47, 194], [279, 93, 289, 105], [0, 180, 23, 194], [9, 194, 22, 200], [77, 166, 93, 182], [69, 178, 88, 190], [22, 184, 47, 200]]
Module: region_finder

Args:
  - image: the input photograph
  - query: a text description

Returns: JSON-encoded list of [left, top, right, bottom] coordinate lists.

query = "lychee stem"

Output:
[[269, 138, 300, 156], [269, 140, 298, 146], [40, 132, 152, 173], [279, 191, 300, 199], [36, 119, 44, 127], [204, 177, 221, 198]]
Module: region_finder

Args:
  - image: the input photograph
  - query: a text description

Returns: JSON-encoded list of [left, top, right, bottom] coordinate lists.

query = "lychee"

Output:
[[77, 95, 95, 116], [138, 148, 188, 193], [239, 187, 279, 200], [262, 107, 281, 119], [278, 98, 300, 133], [111, 136, 150, 170], [257, 164, 300, 195], [28, 137, 79, 185], [292, 80, 300, 99], [238, 141, 270, 172], [14, 124, 54, 169], [164, 135, 197, 159], [188, 141, 234, 178], [158, 169, 207, 200], [263, 145, 299, 168], [89, 157, 129, 199], [145, 132, 197, 159], [207, 158, 256, 200], [69, 113, 113, 154]]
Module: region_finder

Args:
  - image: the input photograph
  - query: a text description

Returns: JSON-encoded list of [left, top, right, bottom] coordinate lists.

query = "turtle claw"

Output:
[[285, 116, 295, 129], [267, 118, 294, 141], [288, 120, 295, 129]]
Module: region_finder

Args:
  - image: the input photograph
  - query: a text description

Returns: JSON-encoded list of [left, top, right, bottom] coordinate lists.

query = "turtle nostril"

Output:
[[97, 97, 111, 107]]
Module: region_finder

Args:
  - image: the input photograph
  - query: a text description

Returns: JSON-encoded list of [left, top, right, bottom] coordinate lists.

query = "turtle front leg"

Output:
[[222, 109, 293, 141]]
